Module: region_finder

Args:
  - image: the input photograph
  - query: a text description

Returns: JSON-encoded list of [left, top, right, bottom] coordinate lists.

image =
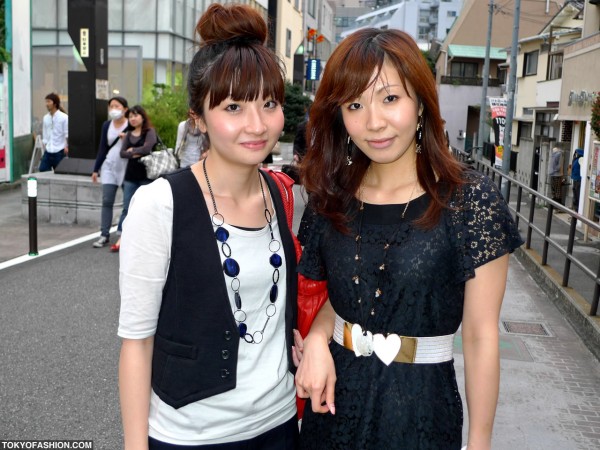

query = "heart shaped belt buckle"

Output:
[[351, 323, 374, 357], [373, 333, 402, 366]]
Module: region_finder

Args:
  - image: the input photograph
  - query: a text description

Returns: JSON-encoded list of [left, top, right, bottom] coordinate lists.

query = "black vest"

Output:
[[151, 168, 298, 409]]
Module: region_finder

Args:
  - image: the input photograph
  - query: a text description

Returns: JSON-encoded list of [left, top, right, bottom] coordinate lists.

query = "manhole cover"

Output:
[[502, 321, 551, 337]]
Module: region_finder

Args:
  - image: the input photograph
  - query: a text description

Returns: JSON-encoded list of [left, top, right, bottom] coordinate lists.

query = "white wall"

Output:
[[536, 79, 561, 107], [12, 0, 32, 138], [439, 84, 501, 151], [437, 1, 462, 41]]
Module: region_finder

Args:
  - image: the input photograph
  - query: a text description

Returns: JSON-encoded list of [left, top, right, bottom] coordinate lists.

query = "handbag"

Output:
[[141, 135, 179, 179], [266, 169, 329, 419]]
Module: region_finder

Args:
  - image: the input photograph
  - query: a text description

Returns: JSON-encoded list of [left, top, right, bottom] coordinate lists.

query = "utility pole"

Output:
[[477, 0, 494, 160], [502, 0, 521, 176]]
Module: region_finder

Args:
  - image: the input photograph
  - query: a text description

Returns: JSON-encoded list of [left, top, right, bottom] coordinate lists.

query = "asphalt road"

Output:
[[0, 243, 122, 448]]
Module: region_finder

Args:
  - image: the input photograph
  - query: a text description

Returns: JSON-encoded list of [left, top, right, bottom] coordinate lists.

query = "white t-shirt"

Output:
[[118, 178, 296, 445]]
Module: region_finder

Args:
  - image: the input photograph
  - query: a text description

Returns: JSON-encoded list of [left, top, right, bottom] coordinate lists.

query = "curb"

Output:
[[0, 180, 22, 192], [515, 246, 600, 361]]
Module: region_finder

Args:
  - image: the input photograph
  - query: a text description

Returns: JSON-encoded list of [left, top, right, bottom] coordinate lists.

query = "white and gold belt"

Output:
[[333, 313, 454, 365]]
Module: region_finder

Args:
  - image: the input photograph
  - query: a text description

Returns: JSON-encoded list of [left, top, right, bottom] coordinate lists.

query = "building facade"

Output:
[[557, 1, 600, 222], [30, 0, 302, 135], [1, 0, 32, 182], [341, 0, 463, 48], [434, 0, 562, 153], [508, 2, 584, 200]]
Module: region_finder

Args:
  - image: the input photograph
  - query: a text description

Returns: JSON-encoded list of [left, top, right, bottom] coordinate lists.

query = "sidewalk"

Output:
[[456, 255, 600, 449], [0, 183, 99, 263], [0, 142, 296, 263]]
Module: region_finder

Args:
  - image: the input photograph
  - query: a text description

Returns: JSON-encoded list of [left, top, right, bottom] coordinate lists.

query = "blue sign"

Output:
[[306, 59, 321, 81]]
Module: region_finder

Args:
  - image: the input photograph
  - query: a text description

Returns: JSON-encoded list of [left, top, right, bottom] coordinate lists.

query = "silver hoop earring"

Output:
[[346, 136, 353, 166]]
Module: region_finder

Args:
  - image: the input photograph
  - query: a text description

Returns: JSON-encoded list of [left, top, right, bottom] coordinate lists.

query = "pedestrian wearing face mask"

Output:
[[91, 96, 132, 248]]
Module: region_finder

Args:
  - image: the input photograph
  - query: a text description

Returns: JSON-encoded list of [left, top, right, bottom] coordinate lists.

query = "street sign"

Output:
[[80, 28, 89, 58], [306, 59, 321, 81]]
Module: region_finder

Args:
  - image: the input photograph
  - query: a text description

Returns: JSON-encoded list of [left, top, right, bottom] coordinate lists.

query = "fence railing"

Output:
[[454, 149, 600, 316]]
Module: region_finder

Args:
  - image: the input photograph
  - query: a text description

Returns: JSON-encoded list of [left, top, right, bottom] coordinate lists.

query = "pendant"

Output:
[[351, 323, 373, 357]]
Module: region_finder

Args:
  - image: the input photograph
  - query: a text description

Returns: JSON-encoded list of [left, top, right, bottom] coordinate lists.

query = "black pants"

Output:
[[148, 415, 298, 450]]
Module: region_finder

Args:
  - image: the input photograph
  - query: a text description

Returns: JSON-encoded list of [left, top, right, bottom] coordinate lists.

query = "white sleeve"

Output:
[[118, 178, 173, 339], [175, 121, 186, 151], [63, 113, 69, 142], [42, 116, 50, 146]]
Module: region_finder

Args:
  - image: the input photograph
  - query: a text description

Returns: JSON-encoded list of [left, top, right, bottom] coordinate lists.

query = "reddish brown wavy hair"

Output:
[[300, 28, 463, 232]]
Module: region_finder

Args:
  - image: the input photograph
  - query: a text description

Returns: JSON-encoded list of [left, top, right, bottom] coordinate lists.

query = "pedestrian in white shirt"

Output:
[[40, 93, 69, 172]]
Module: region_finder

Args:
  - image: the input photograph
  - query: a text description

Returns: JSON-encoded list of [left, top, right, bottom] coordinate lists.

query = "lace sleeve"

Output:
[[297, 205, 327, 281], [463, 172, 524, 271]]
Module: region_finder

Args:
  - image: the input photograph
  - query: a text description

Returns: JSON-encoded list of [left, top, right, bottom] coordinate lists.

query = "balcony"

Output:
[[441, 76, 501, 87]]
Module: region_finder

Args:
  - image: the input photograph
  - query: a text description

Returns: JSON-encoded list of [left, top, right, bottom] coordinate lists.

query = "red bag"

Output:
[[266, 170, 329, 418]]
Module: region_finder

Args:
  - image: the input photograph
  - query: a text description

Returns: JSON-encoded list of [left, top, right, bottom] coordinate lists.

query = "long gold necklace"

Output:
[[352, 180, 418, 321]]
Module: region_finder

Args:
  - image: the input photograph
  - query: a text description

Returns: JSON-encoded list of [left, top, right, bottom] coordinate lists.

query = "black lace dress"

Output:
[[297, 171, 523, 450]]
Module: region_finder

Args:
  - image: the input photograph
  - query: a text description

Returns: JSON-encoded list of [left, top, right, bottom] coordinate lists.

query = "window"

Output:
[[516, 121, 533, 145], [286, 29, 291, 58], [522, 108, 534, 116], [447, 11, 457, 17], [523, 50, 539, 76], [547, 53, 563, 80], [334, 17, 350, 27], [450, 62, 478, 78], [308, 0, 316, 17], [418, 26, 429, 40]]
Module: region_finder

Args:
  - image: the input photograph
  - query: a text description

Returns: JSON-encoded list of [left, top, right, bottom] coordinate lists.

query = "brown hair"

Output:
[[187, 3, 285, 118], [300, 28, 464, 232]]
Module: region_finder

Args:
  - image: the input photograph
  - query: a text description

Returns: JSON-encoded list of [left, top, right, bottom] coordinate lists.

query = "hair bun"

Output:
[[196, 3, 267, 47]]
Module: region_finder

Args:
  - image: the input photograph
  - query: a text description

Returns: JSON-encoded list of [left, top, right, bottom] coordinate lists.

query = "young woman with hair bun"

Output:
[[118, 4, 298, 449]]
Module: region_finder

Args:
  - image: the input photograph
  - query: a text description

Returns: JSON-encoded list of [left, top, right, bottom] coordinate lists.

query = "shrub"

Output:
[[142, 84, 189, 149], [591, 95, 600, 139], [282, 82, 312, 143]]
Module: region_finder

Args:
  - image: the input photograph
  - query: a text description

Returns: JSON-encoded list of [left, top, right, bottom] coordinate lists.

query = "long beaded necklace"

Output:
[[352, 180, 418, 324], [202, 158, 282, 344]]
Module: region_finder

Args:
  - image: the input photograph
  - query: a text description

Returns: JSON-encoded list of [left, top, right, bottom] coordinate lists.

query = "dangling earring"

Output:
[[346, 135, 353, 166], [415, 115, 423, 154]]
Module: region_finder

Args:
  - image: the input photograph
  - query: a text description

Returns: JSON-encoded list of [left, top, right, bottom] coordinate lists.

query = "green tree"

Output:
[[591, 95, 600, 139], [421, 50, 435, 76], [282, 82, 312, 142], [142, 84, 188, 149], [0, 2, 11, 63]]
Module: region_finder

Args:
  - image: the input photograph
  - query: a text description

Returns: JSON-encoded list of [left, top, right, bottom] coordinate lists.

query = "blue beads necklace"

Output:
[[202, 158, 282, 344]]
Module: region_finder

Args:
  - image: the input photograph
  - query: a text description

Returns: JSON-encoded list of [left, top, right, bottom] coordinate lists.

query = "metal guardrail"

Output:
[[454, 149, 600, 316]]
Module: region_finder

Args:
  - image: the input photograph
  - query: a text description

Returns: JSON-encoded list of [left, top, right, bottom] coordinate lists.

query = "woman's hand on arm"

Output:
[[462, 254, 509, 450], [119, 337, 154, 450], [295, 299, 337, 415], [120, 134, 132, 158]]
